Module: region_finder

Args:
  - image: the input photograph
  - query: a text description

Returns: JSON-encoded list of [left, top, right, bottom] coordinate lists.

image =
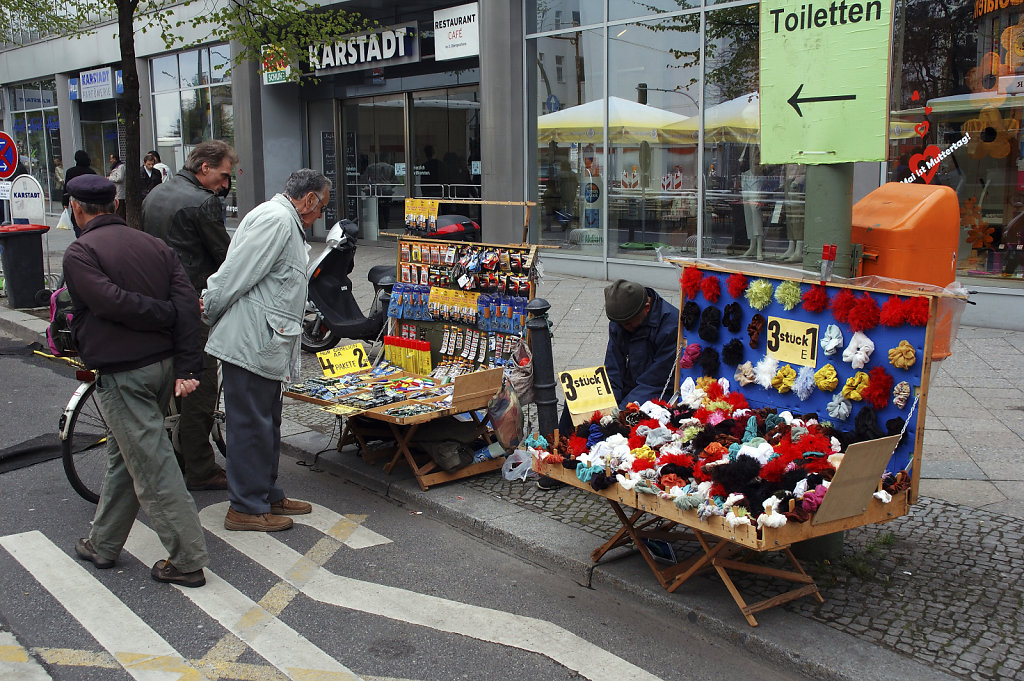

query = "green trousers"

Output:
[[89, 358, 209, 573]]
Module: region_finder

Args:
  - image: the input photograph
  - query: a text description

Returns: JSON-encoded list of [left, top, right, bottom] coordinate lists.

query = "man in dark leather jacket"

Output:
[[142, 140, 238, 491], [64, 174, 209, 588]]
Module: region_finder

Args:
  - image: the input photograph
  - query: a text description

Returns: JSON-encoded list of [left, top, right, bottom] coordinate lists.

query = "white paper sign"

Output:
[[0, 181, 11, 201], [433, 3, 479, 61]]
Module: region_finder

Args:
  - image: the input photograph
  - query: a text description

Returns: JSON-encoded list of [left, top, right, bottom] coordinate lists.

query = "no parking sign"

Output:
[[0, 131, 19, 180]]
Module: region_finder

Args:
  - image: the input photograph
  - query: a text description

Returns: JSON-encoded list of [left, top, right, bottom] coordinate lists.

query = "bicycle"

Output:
[[49, 354, 227, 504]]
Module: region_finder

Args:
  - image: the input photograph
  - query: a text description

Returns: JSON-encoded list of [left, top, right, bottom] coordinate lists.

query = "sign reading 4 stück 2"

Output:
[[759, 0, 893, 165]]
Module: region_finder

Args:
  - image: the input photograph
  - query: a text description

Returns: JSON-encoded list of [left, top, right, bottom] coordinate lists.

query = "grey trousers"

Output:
[[222, 361, 286, 515], [175, 325, 221, 485], [89, 358, 209, 573]]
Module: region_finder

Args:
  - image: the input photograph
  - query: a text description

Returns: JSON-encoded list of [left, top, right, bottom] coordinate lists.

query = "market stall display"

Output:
[[285, 236, 539, 491], [531, 261, 961, 626]]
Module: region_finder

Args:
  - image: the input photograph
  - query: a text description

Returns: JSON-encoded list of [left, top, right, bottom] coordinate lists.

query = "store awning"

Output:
[[537, 96, 688, 144]]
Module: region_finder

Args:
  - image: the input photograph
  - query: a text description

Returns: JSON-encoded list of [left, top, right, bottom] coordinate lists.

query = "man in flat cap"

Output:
[[62, 174, 210, 588], [538, 279, 679, 491]]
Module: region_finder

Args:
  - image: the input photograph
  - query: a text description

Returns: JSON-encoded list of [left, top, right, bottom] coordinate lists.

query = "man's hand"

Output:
[[198, 297, 205, 314], [175, 378, 200, 397]]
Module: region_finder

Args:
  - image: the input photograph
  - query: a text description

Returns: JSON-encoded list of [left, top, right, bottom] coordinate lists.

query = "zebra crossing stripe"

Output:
[[0, 531, 209, 681], [197, 506, 664, 681], [122, 521, 362, 681]]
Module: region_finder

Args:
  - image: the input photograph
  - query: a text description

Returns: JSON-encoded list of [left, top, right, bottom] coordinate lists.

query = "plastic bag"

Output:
[[487, 378, 523, 450], [56, 209, 73, 231], [501, 448, 535, 481], [506, 337, 534, 404]]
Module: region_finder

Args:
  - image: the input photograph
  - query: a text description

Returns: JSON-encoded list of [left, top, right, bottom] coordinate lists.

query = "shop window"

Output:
[[7, 79, 62, 211], [150, 44, 231, 175], [891, 0, 1023, 283], [610, 0, 695, 20], [534, 28, 605, 250], [152, 55, 179, 92]]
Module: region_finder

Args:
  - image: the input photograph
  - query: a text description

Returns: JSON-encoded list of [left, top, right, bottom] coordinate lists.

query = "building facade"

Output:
[[1, 0, 1020, 325]]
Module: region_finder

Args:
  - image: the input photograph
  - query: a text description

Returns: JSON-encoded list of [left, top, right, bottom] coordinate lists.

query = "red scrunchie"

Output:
[[681, 267, 703, 300]]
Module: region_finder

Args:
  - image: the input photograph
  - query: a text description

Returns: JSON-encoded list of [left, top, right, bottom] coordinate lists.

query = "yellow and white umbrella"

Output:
[[537, 96, 688, 144]]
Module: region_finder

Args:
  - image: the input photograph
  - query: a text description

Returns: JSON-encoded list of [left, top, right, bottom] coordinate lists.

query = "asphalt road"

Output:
[[0, 331, 808, 681]]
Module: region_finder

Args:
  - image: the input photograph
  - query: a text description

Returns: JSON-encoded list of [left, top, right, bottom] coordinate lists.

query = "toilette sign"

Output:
[[307, 24, 419, 75], [434, 3, 479, 61], [760, 0, 893, 164]]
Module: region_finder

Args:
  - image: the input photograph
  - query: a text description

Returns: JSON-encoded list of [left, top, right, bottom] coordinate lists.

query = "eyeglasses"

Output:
[[311, 192, 329, 215]]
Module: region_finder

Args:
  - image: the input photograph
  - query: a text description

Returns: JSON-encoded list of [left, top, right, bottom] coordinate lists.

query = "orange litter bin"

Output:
[[852, 182, 962, 359]]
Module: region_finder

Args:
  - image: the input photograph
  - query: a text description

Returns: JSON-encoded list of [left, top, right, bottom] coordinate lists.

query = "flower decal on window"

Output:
[[962, 107, 1019, 159], [965, 52, 1010, 106]]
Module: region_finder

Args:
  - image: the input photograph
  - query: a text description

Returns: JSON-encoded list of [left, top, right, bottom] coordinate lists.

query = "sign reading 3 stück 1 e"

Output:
[[760, 0, 893, 164]]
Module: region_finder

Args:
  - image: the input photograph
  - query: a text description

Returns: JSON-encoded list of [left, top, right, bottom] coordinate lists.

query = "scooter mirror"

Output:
[[326, 220, 359, 248]]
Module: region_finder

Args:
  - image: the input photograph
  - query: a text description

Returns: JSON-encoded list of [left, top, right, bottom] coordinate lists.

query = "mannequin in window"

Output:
[[739, 146, 764, 260], [780, 164, 805, 262]]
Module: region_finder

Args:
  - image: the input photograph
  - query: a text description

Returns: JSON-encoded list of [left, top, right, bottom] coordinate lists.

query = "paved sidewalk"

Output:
[[3, 229, 1023, 681]]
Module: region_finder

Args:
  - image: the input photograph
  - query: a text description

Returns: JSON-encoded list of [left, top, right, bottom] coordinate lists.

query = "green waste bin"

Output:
[[0, 224, 50, 309]]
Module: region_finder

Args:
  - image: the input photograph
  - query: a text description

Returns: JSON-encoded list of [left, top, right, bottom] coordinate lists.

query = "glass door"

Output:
[[341, 94, 407, 240], [410, 86, 481, 220], [81, 120, 119, 176]]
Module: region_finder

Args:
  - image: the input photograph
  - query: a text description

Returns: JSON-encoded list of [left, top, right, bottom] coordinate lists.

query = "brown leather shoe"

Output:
[[224, 507, 293, 531], [187, 469, 228, 491], [270, 498, 312, 515]]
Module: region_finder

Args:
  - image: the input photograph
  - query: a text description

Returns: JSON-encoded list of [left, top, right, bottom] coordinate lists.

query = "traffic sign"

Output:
[[0, 131, 19, 180], [759, 0, 893, 164]]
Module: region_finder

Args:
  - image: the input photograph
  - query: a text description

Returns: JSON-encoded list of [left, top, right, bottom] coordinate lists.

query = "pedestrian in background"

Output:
[[202, 169, 328, 531], [62, 174, 208, 588], [139, 152, 163, 200], [142, 140, 238, 492], [107, 154, 126, 218]]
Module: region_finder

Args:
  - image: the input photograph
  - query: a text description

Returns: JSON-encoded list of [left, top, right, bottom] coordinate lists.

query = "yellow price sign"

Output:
[[316, 342, 371, 377], [766, 317, 819, 367], [558, 366, 618, 416]]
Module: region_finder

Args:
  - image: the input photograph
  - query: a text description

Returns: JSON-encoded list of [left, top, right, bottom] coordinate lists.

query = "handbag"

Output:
[[507, 337, 535, 405]]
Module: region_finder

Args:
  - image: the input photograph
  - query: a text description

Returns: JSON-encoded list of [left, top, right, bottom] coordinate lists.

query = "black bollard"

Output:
[[526, 297, 558, 440]]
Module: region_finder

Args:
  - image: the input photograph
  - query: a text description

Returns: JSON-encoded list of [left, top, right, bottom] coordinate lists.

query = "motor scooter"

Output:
[[301, 219, 395, 353]]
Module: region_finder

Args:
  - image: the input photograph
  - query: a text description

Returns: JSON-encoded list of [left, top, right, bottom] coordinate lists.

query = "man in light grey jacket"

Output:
[[202, 169, 330, 532]]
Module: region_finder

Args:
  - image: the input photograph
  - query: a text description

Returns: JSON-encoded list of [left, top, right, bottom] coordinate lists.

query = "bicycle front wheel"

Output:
[[61, 382, 108, 504]]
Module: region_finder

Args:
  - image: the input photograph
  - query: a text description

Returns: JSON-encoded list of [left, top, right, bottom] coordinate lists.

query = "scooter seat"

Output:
[[367, 264, 395, 286]]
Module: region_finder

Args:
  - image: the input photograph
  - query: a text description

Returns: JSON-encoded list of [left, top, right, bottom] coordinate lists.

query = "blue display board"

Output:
[[675, 265, 934, 474]]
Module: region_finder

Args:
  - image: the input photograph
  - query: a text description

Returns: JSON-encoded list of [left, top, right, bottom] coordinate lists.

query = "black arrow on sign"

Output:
[[787, 84, 856, 117]]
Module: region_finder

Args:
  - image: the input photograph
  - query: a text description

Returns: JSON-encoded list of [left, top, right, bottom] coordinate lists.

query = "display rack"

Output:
[[389, 236, 539, 374], [536, 260, 948, 626]]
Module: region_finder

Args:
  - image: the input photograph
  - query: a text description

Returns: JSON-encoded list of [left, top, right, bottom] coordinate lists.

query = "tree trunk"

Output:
[[117, 0, 142, 228]]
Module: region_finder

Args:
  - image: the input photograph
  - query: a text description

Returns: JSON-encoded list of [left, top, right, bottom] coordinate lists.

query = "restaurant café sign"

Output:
[[307, 24, 419, 75]]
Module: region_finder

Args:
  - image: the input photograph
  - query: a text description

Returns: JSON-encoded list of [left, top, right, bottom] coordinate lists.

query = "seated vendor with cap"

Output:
[[537, 279, 680, 491]]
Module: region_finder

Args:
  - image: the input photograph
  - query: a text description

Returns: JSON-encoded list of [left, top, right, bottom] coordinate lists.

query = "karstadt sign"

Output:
[[307, 24, 419, 75]]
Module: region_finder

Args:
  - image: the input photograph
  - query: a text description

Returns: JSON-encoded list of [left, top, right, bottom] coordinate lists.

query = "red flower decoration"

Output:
[[802, 285, 830, 313], [861, 367, 893, 410], [681, 267, 703, 300], [727, 273, 749, 298], [831, 289, 857, 324], [904, 297, 930, 326], [700, 276, 721, 303], [632, 458, 656, 472], [567, 435, 589, 457], [847, 294, 881, 332], [659, 473, 687, 490], [879, 295, 906, 327]]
